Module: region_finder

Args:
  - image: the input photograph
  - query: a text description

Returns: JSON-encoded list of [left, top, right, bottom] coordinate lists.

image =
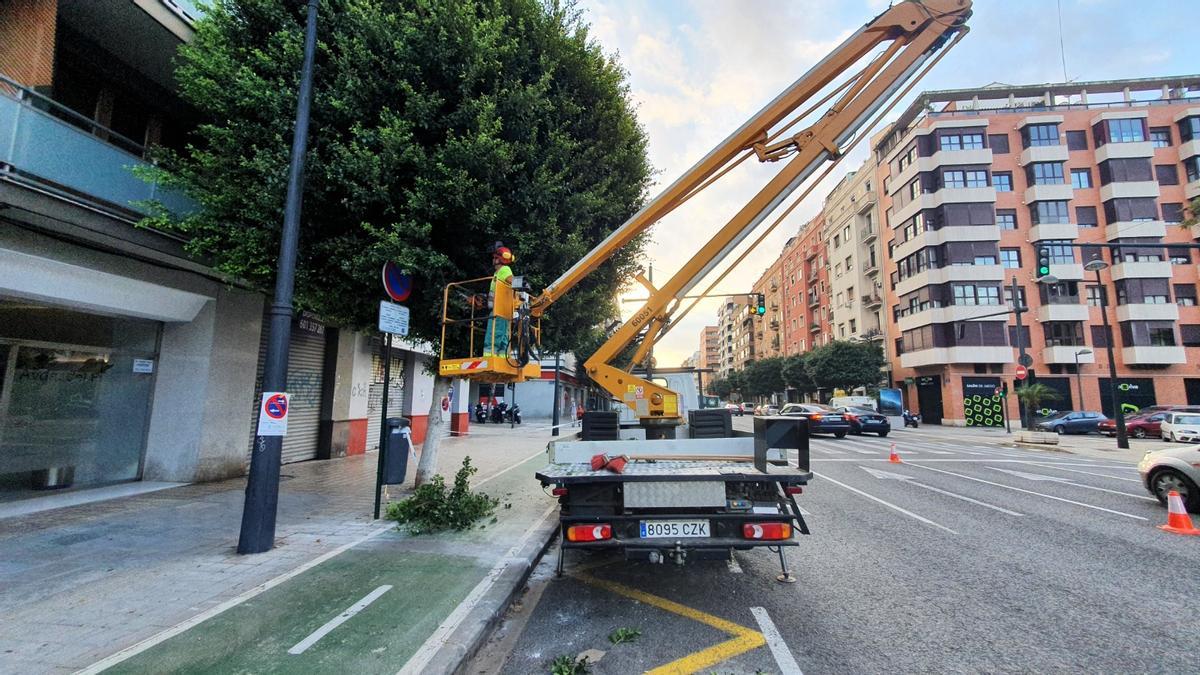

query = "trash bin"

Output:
[[382, 417, 411, 485]]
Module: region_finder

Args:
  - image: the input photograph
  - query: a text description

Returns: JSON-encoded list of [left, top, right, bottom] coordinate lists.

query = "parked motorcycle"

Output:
[[506, 404, 522, 425], [903, 409, 921, 428], [490, 403, 507, 424], [474, 403, 488, 424]]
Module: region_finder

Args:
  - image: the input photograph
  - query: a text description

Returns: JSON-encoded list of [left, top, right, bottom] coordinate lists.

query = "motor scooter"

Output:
[[506, 404, 522, 425], [490, 403, 507, 424], [903, 409, 921, 428], [474, 403, 488, 424]]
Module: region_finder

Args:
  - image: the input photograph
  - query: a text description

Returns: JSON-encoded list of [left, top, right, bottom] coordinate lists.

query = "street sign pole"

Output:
[[238, 0, 319, 555], [373, 332, 391, 519], [551, 353, 561, 436], [1011, 277, 1031, 431]]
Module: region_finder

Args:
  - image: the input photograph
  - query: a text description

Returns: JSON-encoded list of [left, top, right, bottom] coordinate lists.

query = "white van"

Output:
[[829, 395, 876, 411]]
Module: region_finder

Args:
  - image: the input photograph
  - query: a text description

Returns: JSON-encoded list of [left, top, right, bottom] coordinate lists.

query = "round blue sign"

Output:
[[381, 261, 412, 302]]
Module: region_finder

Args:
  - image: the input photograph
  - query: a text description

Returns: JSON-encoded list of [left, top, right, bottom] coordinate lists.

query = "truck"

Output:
[[439, 0, 973, 577]]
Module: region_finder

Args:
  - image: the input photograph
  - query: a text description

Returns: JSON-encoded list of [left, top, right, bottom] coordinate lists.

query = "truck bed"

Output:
[[535, 460, 812, 484]]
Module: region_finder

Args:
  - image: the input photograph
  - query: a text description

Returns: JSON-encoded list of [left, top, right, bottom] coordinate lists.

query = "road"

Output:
[[469, 424, 1199, 674]]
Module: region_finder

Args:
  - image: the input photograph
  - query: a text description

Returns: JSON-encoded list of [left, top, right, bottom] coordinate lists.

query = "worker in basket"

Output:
[[483, 245, 515, 357]]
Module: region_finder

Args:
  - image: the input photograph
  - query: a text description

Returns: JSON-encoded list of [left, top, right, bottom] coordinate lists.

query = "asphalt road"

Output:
[[468, 424, 1200, 674]]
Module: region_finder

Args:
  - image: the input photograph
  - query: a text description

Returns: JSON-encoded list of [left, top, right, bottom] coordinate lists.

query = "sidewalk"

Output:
[[0, 425, 558, 674], [893, 424, 1152, 463]]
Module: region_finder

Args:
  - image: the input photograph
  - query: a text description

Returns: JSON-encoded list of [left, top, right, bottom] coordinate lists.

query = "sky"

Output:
[[575, 0, 1200, 367]]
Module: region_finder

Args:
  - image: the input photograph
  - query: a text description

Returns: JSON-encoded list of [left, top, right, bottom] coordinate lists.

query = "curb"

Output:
[[420, 513, 560, 675]]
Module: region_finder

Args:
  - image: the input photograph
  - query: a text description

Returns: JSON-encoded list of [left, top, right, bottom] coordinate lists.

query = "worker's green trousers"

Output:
[[484, 316, 510, 357]]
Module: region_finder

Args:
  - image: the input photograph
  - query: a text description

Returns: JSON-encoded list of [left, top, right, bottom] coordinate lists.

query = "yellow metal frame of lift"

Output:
[[438, 275, 541, 382]]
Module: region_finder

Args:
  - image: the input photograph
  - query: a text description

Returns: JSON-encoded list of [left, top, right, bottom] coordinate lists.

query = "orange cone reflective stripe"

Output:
[[1159, 490, 1200, 536]]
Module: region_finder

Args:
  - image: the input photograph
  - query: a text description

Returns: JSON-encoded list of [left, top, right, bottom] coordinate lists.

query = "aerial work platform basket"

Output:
[[438, 276, 541, 383]]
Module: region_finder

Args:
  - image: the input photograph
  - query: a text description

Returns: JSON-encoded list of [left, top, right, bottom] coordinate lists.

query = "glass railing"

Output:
[[0, 74, 195, 218]]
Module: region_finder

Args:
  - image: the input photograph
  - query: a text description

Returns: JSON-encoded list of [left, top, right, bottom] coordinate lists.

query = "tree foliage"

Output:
[[707, 376, 732, 399], [804, 341, 886, 392], [780, 354, 814, 394], [144, 0, 652, 355], [740, 357, 786, 398]]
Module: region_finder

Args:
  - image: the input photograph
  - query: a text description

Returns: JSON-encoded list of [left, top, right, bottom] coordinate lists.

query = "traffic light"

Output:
[[1037, 246, 1051, 278], [755, 293, 767, 315]]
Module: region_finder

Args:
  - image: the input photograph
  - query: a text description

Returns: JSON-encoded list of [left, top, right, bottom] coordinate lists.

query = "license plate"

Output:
[[639, 519, 710, 538], [826, 415, 842, 421]]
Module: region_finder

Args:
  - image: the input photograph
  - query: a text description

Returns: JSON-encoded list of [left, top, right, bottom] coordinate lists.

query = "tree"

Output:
[[144, 0, 651, 484], [1014, 383, 1060, 431], [804, 341, 886, 393], [781, 354, 815, 398], [741, 358, 786, 400], [726, 370, 745, 401], [708, 377, 732, 400]]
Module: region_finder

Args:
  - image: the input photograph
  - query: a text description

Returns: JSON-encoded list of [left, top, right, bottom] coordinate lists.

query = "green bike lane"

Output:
[[104, 451, 555, 675]]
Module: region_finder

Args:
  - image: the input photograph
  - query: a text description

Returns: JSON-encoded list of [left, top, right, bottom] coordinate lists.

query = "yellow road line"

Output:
[[574, 572, 765, 674]]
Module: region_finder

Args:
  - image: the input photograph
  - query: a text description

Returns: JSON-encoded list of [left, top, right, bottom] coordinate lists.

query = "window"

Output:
[[1171, 250, 1191, 265], [833, 234, 841, 248], [1024, 123, 1059, 148], [1182, 326, 1200, 347], [1044, 322, 1085, 347], [1103, 197, 1158, 223], [993, 172, 1012, 192], [1187, 157, 1200, 184], [834, 263, 842, 276], [1028, 162, 1065, 185], [1032, 201, 1070, 225], [996, 210, 1017, 230], [943, 170, 966, 188], [1091, 325, 1112, 347], [1150, 326, 1176, 346], [908, 179, 921, 201], [1004, 285, 1027, 308], [952, 284, 1000, 306], [1179, 117, 1200, 143], [1008, 325, 1031, 348], [845, 255, 853, 271], [1075, 206, 1098, 228], [839, 324, 846, 338], [1150, 127, 1172, 148], [1086, 285, 1106, 306], [1162, 202, 1184, 224], [1156, 164, 1179, 186], [988, 134, 1009, 153], [973, 255, 997, 266], [849, 319, 856, 333], [1041, 280, 1079, 305], [1066, 130, 1088, 151], [940, 132, 984, 151], [1000, 248, 1021, 269], [965, 170, 988, 188], [1175, 285, 1197, 307], [1043, 240, 1074, 264], [1070, 168, 1092, 189], [843, 225, 851, 241], [1106, 118, 1146, 143], [1099, 158, 1154, 184]]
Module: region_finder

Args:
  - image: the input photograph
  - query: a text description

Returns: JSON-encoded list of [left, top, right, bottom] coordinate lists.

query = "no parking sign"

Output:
[[257, 392, 289, 436]]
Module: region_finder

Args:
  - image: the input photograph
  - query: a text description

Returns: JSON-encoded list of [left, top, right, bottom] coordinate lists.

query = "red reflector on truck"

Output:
[[785, 486, 803, 495], [566, 524, 612, 542], [743, 522, 791, 540], [551, 487, 568, 497]]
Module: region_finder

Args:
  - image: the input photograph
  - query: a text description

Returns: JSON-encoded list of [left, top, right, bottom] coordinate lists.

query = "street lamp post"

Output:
[[1073, 348, 1092, 413], [1084, 258, 1128, 450]]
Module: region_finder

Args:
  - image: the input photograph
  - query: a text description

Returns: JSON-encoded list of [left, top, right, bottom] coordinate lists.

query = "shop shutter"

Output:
[[247, 316, 328, 464], [366, 350, 406, 451]]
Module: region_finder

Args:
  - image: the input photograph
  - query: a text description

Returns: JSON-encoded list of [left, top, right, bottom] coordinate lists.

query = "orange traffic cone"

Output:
[[1159, 491, 1200, 536], [888, 442, 902, 464]]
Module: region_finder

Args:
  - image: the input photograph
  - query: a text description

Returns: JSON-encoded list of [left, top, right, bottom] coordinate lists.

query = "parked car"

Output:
[[724, 402, 744, 417], [1160, 411, 1200, 443], [752, 404, 778, 416], [1138, 444, 1200, 512], [1128, 405, 1200, 417], [740, 402, 753, 415], [1098, 413, 1166, 439], [779, 403, 851, 437], [835, 406, 890, 437], [1034, 411, 1107, 435]]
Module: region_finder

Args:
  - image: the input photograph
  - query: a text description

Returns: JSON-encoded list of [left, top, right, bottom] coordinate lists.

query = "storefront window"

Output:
[[0, 298, 159, 499]]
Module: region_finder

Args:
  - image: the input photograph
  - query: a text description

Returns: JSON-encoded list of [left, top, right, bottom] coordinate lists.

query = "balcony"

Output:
[[894, 264, 1004, 298], [1095, 140, 1154, 163], [1028, 223, 1079, 242], [1019, 144, 1069, 165], [900, 345, 1012, 369], [897, 303, 1010, 333], [1100, 181, 1160, 201], [1122, 345, 1186, 365], [890, 186, 996, 230], [1047, 263, 1085, 281], [1186, 178, 1200, 201], [1179, 139, 1200, 161], [1036, 303, 1088, 323], [1042, 345, 1095, 364], [1110, 261, 1173, 280], [1116, 303, 1179, 322], [1024, 183, 1075, 203], [861, 328, 885, 341], [862, 293, 883, 308], [0, 76, 195, 219], [856, 190, 877, 214], [861, 227, 878, 243], [891, 225, 1000, 264], [808, 295, 820, 307], [863, 260, 880, 276], [1105, 220, 1166, 241], [809, 322, 821, 333]]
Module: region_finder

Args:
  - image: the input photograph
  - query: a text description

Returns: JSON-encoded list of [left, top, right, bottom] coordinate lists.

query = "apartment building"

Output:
[[697, 325, 719, 371], [751, 252, 785, 359], [716, 299, 741, 377], [0, 1, 441, 501], [874, 76, 1200, 426], [822, 162, 887, 345]]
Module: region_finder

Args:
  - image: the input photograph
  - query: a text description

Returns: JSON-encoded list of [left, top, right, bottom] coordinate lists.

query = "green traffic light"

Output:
[[757, 306, 766, 315]]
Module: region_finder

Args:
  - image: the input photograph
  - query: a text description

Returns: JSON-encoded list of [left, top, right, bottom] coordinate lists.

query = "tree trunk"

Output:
[[414, 375, 453, 487]]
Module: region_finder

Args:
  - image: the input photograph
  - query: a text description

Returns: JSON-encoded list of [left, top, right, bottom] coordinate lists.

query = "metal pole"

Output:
[[1095, 269, 1129, 449], [238, 0, 319, 555], [1001, 384, 1011, 433], [373, 333, 391, 519], [1011, 277, 1030, 430], [510, 383, 516, 429], [551, 353, 561, 436], [1074, 351, 1085, 413]]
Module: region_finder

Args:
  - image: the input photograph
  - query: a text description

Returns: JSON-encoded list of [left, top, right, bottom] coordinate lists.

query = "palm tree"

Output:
[[1014, 383, 1061, 431]]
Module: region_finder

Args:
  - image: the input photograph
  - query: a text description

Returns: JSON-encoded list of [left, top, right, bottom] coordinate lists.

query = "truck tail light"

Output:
[[785, 486, 803, 495], [551, 487, 568, 497], [566, 524, 612, 542], [743, 522, 792, 540]]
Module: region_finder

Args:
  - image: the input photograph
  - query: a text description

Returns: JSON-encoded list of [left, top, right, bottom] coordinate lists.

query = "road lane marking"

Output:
[[574, 571, 764, 674], [474, 448, 549, 488], [727, 556, 743, 574], [858, 466, 1023, 516], [751, 607, 802, 675], [809, 447, 845, 456], [987, 467, 1157, 501], [397, 501, 558, 675], [288, 585, 392, 655], [906, 464, 1148, 521], [812, 471, 957, 534], [1022, 462, 1142, 483]]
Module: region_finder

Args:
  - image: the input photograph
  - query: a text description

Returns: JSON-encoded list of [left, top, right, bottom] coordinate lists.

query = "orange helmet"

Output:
[[493, 247, 514, 264]]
